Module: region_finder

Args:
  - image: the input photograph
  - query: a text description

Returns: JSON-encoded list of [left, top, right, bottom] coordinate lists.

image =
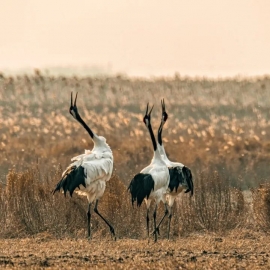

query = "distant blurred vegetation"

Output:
[[1, 71, 270, 188], [1, 71, 270, 238]]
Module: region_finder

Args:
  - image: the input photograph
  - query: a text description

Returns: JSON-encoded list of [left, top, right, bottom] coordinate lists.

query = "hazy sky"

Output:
[[1, 0, 270, 77]]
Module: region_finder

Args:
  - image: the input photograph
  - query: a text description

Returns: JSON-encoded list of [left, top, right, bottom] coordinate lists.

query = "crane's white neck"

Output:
[[150, 147, 165, 166], [92, 134, 111, 151], [154, 147, 163, 159], [157, 143, 169, 161]]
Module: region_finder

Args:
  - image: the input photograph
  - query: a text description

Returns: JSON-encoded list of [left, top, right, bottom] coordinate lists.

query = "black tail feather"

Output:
[[168, 167, 183, 192], [53, 165, 86, 197], [182, 166, 194, 196], [168, 166, 194, 196], [128, 173, 154, 207]]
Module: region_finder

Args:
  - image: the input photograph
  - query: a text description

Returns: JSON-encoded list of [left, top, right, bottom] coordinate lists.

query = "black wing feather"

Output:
[[182, 166, 194, 196], [168, 166, 194, 196], [168, 167, 183, 192], [128, 173, 155, 207], [53, 165, 86, 197]]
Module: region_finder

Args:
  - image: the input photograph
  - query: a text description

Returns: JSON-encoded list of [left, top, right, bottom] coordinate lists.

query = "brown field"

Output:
[[1, 72, 270, 269], [0, 230, 270, 269]]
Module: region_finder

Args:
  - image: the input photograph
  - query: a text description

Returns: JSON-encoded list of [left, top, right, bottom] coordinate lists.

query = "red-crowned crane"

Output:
[[128, 103, 170, 242], [155, 99, 194, 239], [53, 92, 115, 240]]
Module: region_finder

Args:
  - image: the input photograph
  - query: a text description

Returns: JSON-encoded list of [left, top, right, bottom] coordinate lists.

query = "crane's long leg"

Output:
[[152, 203, 169, 236], [94, 200, 116, 240], [87, 203, 92, 239], [167, 208, 173, 239], [153, 204, 158, 242]]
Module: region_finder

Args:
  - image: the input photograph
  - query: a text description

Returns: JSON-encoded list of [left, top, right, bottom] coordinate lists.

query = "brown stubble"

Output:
[[1, 73, 270, 268], [0, 231, 270, 269]]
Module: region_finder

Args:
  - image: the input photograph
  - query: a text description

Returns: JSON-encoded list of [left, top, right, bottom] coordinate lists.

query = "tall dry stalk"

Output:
[[252, 184, 270, 231]]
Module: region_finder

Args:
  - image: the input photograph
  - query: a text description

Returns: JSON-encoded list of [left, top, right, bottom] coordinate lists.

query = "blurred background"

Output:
[[1, 1, 270, 238], [1, 0, 270, 77]]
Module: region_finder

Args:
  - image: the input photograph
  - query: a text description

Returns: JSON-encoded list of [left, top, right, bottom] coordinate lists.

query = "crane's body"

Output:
[[128, 104, 169, 242], [154, 99, 193, 239], [158, 143, 192, 199], [140, 151, 169, 209], [53, 93, 115, 240], [59, 136, 113, 200]]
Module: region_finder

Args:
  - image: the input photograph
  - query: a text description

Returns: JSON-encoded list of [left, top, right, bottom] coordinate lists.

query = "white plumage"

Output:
[[158, 144, 185, 168], [158, 143, 187, 200], [53, 92, 115, 240], [155, 99, 193, 238], [140, 153, 169, 205], [128, 103, 169, 242], [62, 137, 113, 199]]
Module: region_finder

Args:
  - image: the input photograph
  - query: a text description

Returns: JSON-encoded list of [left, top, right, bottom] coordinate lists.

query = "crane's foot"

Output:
[[110, 227, 116, 241], [151, 227, 160, 236]]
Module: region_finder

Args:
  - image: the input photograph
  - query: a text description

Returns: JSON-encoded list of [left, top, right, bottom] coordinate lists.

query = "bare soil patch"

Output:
[[0, 231, 269, 269]]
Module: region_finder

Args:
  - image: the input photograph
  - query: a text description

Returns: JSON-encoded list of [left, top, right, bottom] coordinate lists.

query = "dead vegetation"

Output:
[[0, 230, 270, 269], [0, 73, 270, 267], [252, 183, 270, 231], [0, 166, 248, 238]]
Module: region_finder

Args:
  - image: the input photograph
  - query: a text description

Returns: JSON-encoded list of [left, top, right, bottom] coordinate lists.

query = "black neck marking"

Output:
[[157, 121, 163, 146], [76, 113, 94, 139], [147, 123, 157, 151]]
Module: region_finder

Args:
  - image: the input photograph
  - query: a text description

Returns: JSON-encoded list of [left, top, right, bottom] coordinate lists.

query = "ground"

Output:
[[0, 231, 269, 269]]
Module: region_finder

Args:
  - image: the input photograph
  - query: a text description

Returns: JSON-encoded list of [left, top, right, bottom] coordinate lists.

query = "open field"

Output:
[[1, 72, 270, 268], [0, 230, 270, 269]]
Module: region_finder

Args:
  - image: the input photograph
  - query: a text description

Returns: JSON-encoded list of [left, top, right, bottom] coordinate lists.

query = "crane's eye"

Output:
[[70, 109, 76, 118], [143, 116, 149, 126], [163, 112, 168, 121]]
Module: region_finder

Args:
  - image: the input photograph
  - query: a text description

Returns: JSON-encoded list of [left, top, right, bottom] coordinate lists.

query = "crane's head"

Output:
[[70, 92, 79, 119], [143, 103, 154, 127], [161, 98, 168, 125]]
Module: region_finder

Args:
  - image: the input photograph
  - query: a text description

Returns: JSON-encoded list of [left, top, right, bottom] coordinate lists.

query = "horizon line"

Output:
[[1, 65, 270, 80]]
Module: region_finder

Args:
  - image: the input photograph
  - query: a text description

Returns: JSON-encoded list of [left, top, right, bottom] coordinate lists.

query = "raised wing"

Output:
[[83, 156, 113, 184], [54, 151, 113, 197], [168, 167, 184, 192], [182, 166, 194, 196], [53, 165, 86, 197], [71, 150, 92, 162], [168, 166, 194, 196]]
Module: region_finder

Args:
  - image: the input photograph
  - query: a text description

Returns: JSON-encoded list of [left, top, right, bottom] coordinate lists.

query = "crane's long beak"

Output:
[[146, 103, 149, 115], [70, 92, 78, 107], [161, 98, 166, 113], [74, 92, 78, 106], [148, 105, 154, 116]]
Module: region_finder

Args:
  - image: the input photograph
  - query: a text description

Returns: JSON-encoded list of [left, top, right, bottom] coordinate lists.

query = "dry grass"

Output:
[[174, 171, 245, 235], [1, 73, 270, 267], [0, 166, 247, 238], [252, 184, 270, 231], [1, 73, 270, 187]]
